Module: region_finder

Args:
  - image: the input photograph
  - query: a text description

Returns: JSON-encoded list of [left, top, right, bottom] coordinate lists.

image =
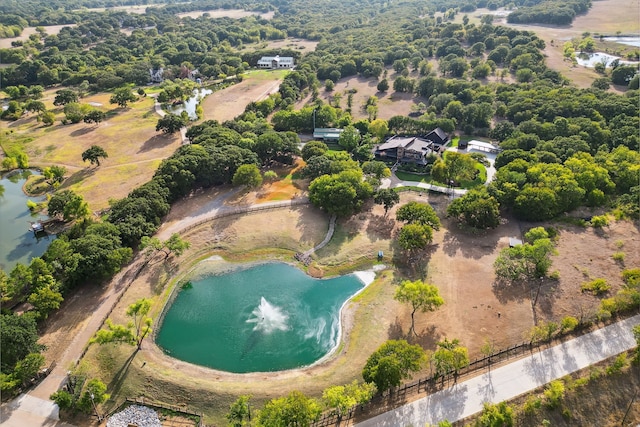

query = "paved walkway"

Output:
[[355, 314, 640, 426]]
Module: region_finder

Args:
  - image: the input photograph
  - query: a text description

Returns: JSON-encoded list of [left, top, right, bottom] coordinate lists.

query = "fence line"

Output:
[[311, 341, 535, 427], [179, 198, 310, 235]]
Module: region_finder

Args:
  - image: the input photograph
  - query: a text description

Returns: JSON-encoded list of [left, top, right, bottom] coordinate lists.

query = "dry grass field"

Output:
[[200, 70, 287, 122], [0, 90, 181, 210]]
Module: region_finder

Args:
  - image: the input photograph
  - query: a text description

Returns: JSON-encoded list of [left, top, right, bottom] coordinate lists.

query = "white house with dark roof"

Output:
[[257, 55, 295, 69]]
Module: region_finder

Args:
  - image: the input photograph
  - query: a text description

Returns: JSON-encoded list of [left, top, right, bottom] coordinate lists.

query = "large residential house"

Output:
[[257, 55, 295, 69], [373, 128, 449, 165]]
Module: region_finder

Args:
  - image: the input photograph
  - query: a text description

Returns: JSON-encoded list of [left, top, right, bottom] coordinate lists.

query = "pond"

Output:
[[602, 36, 640, 47], [156, 262, 372, 373], [0, 170, 54, 272], [576, 51, 640, 68], [168, 87, 213, 120]]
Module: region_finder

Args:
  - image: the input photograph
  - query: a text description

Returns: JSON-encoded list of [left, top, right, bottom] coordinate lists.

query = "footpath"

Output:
[[355, 314, 640, 426]]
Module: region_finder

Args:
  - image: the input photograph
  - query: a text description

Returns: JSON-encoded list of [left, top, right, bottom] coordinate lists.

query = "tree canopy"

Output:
[[362, 340, 426, 392]]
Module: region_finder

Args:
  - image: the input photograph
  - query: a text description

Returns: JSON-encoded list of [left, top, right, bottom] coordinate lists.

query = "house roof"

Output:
[[377, 136, 433, 152], [424, 127, 448, 144], [257, 55, 295, 65], [467, 140, 501, 152]]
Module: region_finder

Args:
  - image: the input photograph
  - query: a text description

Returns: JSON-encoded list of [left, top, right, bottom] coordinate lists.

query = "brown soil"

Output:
[[200, 77, 282, 123]]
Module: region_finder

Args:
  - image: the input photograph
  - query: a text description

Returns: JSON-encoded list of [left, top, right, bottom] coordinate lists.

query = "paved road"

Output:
[[356, 314, 640, 426]]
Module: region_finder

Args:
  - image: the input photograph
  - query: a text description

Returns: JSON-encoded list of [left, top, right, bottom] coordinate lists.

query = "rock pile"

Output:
[[107, 405, 161, 427]]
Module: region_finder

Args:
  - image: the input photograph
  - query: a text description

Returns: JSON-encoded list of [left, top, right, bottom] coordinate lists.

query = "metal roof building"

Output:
[[257, 55, 295, 69]]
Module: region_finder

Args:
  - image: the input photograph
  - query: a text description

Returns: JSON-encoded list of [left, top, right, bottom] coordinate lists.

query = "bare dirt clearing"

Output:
[[0, 25, 75, 49], [200, 72, 285, 122], [247, 38, 319, 52]]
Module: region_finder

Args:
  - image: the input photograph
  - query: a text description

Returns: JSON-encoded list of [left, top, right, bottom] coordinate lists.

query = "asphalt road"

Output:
[[355, 314, 640, 426]]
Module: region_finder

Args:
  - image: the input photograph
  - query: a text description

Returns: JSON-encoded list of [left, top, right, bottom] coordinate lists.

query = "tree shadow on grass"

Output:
[[70, 126, 96, 137], [442, 226, 500, 260], [108, 348, 139, 396], [59, 168, 96, 189], [137, 134, 175, 154], [492, 278, 530, 304], [365, 213, 395, 241], [409, 324, 442, 350], [387, 316, 404, 340]]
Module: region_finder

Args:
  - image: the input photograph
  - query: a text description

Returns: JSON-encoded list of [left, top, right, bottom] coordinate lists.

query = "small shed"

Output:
[[313, 127, 344, 142]]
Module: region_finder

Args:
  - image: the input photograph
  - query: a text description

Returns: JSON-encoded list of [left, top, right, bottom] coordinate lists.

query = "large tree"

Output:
[[397, 223, 434, 253], [232, 164, 263, 188], [309, 169, 373, 217], [109, 87, 137, 108], [447, 187, 501, 229], [47, 190, 90, 221], [394, 280, 444, 336], [431, 151, 477, 185], [156, 113, 187, 134], [81, 145, 108, 167], [0, 313, 41, 372], [494, 228, 555, 283], [374, 189, 400, 216], [362, 340, 426, 392], [432, 338, 470, 376], [53, 89, 78, 106], [257, 391, 321, 427], [396, 201, 441, 230]]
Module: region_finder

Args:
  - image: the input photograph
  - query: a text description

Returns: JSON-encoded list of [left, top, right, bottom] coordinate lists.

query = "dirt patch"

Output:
[[176, 10, 274, 20], [246, 38, 319, 53], [0, 25, 75, 49], [200, 74, 283, 122]]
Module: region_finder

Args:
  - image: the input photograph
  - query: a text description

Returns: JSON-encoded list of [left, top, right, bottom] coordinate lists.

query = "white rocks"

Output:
[[107, 405, 161, 427]]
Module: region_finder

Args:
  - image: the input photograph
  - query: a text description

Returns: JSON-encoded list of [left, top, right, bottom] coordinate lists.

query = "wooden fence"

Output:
[[312, 341, 534, 427]]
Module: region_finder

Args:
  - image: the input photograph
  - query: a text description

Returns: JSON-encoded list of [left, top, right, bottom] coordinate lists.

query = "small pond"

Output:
[[156, 262, 369, 373], [0, 170, 54, 272], [576, 52, 639, 68], [168, 87, 212, 120], [602, 36, 640, 47]]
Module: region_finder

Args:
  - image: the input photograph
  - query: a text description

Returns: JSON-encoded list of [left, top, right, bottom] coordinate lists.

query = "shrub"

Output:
[[590, 215, 609, 228], [522, 396, 542, 415], [544, 380, 565, 408], [549, 270, 560, 280], [581, 278, 610, 295], [560, 316, 579, 333], [606, 353, 627, 375], [612, 252, 625, 262]]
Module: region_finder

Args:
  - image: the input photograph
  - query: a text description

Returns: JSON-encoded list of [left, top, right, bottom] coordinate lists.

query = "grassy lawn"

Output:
[[243, 69, 290, 81], [395, 170, 432, 183]]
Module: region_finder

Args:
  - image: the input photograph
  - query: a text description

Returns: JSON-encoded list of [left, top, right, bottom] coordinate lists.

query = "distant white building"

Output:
[[257, 55, 295, 69], [149, 67, 164, 83]]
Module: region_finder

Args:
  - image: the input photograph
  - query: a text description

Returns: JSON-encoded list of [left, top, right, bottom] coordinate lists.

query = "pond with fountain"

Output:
[[156, 261, 371, 373]]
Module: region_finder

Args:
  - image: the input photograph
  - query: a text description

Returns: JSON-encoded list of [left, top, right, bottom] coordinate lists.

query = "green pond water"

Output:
[[0, 171, 54, 272], [156, 262, 365, 373]]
